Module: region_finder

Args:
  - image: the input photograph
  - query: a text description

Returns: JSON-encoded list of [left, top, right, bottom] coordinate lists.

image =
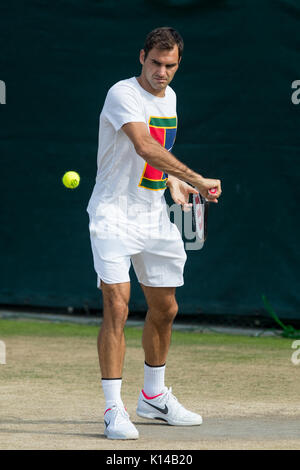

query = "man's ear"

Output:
[[139, 49, 145, 65]]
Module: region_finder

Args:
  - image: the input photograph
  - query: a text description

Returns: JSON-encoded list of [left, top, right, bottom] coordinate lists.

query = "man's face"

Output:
[[139, 45, 181, 94]]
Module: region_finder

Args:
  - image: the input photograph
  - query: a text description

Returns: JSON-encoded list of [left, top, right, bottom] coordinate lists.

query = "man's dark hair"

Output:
[[143, 27, 184, 61]]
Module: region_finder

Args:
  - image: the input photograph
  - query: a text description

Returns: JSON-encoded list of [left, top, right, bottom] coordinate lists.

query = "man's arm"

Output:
[[122, 121, 221, 202]]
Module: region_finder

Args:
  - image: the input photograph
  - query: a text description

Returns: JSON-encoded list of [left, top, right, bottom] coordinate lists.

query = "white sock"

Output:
[[101, 378, 124, 410], [143, 362, 166, 397]]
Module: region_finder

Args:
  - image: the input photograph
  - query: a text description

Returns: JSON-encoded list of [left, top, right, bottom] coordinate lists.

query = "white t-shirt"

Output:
[[87, 77, 177, 219]]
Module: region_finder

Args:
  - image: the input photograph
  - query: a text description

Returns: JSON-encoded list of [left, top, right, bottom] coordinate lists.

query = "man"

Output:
[[87, 27, 222, 440]]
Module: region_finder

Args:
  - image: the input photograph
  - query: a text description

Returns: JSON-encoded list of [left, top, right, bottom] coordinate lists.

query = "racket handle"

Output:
[[208, 188, 217, 195]]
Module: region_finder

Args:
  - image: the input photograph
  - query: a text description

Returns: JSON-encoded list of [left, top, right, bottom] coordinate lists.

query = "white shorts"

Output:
[[88, 211, 187, 288]]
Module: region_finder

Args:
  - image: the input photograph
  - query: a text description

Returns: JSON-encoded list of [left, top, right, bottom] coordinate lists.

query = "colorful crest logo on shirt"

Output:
[[139, 116, 177, 190]]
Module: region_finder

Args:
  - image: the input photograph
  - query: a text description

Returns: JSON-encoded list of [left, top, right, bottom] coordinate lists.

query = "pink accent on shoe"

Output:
[[104, 408, 111, 415], [142, 389, 163, 400]]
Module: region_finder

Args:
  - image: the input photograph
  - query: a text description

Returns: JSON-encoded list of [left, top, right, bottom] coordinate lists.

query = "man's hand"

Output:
[[167, 175, 198, 211], [194, 177, 222, 203]]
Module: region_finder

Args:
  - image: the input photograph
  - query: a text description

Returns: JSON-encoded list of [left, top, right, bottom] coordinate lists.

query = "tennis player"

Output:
[[87, 27, 222, 440]]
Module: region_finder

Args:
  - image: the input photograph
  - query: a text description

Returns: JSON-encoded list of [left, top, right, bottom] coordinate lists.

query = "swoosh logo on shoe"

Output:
[[143, 400, 168, 414], [104, 419, 110, 428]]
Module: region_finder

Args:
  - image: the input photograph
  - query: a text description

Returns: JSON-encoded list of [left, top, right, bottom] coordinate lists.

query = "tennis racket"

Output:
[[191, 188, 217, 245]]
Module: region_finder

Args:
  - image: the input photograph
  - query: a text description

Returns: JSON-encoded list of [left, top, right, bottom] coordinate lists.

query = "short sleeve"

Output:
[[102, 84, 146, 131]]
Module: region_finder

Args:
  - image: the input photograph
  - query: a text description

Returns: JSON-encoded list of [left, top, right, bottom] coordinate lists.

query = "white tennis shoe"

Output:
[[136, 387, 203, 426], [104, 404, 139, 440]]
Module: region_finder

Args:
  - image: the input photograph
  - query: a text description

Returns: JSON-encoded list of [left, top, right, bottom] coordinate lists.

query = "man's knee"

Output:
[[150, 298, 178, 324], [164, 299, 178, 322], [103, 299, 128, 329], [103, 293, 128, 330], [101, 283, 130, 330]]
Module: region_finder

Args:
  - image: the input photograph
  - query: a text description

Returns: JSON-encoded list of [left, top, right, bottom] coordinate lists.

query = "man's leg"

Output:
[[136, 284, 202, 426], [141, 285, 178, 367], [97, 281, 130, 378], [98, 281, 139, 439], [141, 285, 177, 398]]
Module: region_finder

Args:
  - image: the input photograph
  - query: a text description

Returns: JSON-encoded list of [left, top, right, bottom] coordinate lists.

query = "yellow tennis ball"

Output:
[[62, 171, 80, 189]]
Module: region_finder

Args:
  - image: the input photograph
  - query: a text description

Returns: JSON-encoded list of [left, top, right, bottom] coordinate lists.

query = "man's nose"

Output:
[[157, 65, 167, 76]]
